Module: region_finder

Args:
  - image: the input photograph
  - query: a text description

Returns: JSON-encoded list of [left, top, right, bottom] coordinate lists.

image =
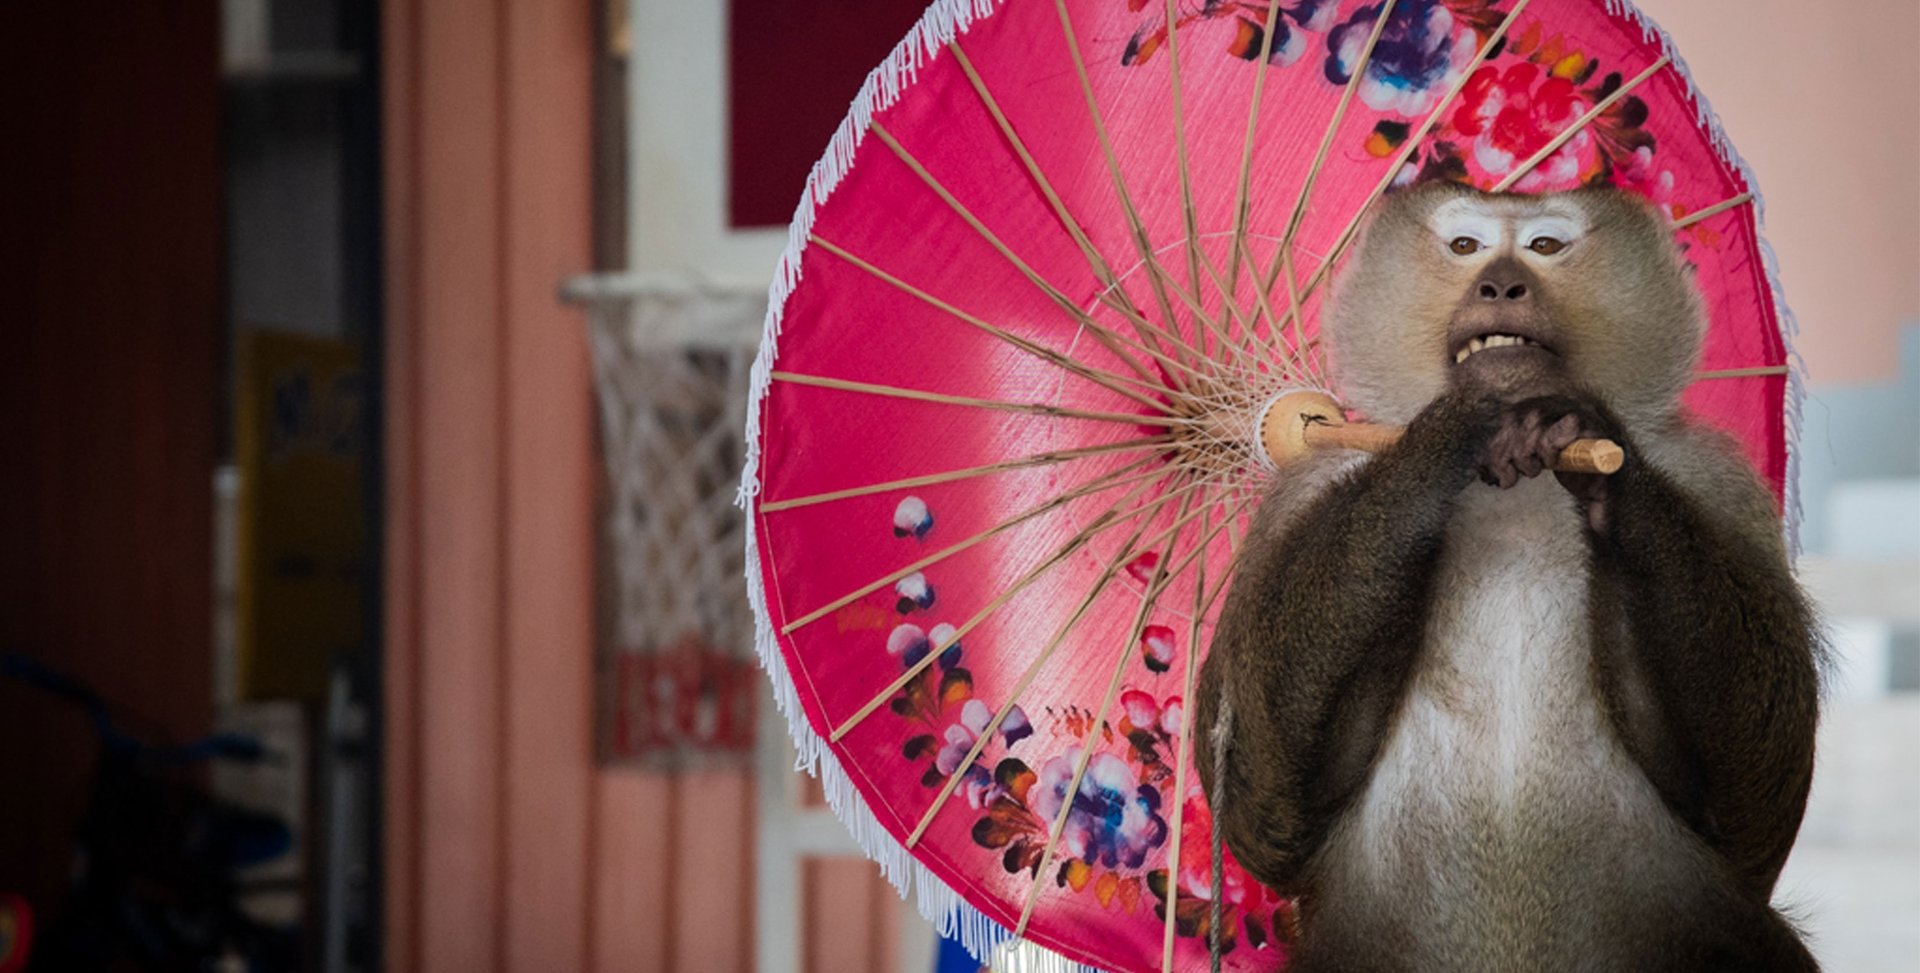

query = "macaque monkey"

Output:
[[1196, 184, 1821, 972]]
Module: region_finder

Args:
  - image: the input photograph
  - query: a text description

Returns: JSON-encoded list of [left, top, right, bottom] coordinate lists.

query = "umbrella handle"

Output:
[[1261, 390, 1624, 475]]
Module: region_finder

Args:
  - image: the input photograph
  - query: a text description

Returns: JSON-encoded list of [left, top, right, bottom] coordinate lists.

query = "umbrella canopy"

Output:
[[739, 1, 1799, 970]]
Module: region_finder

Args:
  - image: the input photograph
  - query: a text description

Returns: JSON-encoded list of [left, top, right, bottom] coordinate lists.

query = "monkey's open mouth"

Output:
[[1452, 332, 1552, 365]]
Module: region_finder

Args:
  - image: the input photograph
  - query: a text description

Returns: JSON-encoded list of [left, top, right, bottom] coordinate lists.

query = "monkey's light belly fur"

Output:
[[1335, 479, 1693, 965], [739, 0, 1807, 969]]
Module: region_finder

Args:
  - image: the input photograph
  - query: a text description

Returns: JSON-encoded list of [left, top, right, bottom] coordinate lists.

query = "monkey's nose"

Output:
[[1476, 275, 1530, 302]]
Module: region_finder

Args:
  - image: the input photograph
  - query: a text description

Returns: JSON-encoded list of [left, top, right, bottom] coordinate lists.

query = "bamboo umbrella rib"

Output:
[[1051, 0, 1194, 365], [1233, 236, 1314, 381], [1013, 498, 1199, 937], [760, 435, 1173, 513], [1187, 245, 1274, 372], [1160, 515, 1210, 972], [1224, 500, 1247, 557], [902, 483, 1232, 848], [1163, 0, 1206, 356], [1673, 192, 1752, 229], [1162, 498, 1242, 972], [1145, 242, 1263, 370], [941, 51, 1243, 385], [1280, 247, 1318, 375], [808, 234, 1174, 410], [826, 472, 1200, 744], [769, 372, 1186, 428], [947, 39, 1213, 382], [1016, 491, 1246, 938], [1086, 276, 1217, 379], [1261, 0, 1538, 316], [1082, 273, 1220, 379], [945, 40, 1155, 344], [1489, 55, 1671, 193], [1259, 0, 1400, 304], [1227, 0, 1285, 304], [901, 508, 1166, 849], [1694, 364, 1790, 380], [1282, 6, 1658, 320], [778, 454, 1169, 634], [867, 122, 1191, 383]]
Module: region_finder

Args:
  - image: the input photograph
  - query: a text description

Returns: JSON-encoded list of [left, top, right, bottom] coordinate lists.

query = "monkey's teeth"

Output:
[[1455, 333, 1542, 364]]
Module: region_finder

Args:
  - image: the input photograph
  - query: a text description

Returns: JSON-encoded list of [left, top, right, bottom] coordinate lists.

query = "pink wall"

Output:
[[380, 2, 896, 970], [1635, 0, 1920, 385]]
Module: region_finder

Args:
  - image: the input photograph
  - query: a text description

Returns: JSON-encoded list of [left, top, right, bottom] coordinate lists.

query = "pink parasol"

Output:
[[738, 1, 1800, 970]]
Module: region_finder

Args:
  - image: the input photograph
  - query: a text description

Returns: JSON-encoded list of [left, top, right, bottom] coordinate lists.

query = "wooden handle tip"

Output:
[[1559, 439, 1624, 475]]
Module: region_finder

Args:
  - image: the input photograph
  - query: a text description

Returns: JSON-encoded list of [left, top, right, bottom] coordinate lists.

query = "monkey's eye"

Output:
[[1528, 236, 1567, 255], [1448, 237, 1481, 256]]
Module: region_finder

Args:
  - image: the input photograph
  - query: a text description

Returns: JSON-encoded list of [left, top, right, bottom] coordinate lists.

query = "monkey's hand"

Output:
[[1475, 393, 1626, 524]]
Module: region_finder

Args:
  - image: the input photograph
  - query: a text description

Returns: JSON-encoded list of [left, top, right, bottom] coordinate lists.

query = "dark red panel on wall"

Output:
[[0, 1, 220, 918], [727, 0, 930, 227]]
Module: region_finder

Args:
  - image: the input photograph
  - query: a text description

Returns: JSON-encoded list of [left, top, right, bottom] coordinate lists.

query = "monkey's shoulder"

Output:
[[1250, 449, 1369, 542], [1636, 421, 1787, 548]]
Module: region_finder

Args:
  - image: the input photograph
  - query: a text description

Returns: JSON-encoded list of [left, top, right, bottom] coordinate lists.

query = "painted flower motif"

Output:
[[1121, 689, 1183, 738], [960, 764, 1002, 809], [886, 622, 927, 658], [1452, 61, 1590, 190], [1057, 860, 1147, 915], [1147, 791, 1297, 955], [934, 699, 1034, 776], [1047, 704, 1116, 747], [1384, 22, 1669, 199], [1002, 704, 1034, 748], [1031, 748, 1169, 870], [1614, 144, 1674, 207], [891, 655, 971, 730], [1139, 624, 1177, 674], [1122, 1, 1340, 69], [937, 699, 994, 775], [1325, 0, 1480, 117], [887, 621, 962, 671], [1116, 689, 1181, 777], [1124, 551, 1161, 584], [971, 758, 1049, 875], [894, 571, 936, 613], [893, 496, 933, 539]]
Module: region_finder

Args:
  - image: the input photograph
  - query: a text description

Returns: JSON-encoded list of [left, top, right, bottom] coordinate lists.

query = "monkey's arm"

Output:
[[1580, 432, 1820, 901], [1195, 392, 1497, 892]]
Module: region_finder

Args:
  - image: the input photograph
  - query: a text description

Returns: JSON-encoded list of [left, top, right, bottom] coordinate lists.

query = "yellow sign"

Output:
[[235, 332, 365, 701]]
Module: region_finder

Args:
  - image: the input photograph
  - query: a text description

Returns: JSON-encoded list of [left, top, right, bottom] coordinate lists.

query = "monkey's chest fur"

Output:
[[1315, 477, 1699, 967]]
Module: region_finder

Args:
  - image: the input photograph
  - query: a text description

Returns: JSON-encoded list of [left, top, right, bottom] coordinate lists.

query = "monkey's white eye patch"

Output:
[[1519, 213, 1585, 257], [1428, 198, 1503, 255]]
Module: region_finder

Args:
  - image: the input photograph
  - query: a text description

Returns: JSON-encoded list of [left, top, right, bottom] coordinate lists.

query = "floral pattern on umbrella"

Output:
[[1120, 2, 1674, 204], [747, 0, 1796, 969]]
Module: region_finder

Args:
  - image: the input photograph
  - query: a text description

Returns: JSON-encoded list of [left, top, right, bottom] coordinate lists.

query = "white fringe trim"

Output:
[[738, 4, 1809, 970], [734, 1, 1093, 969], [1603, 0, 1808, 556]]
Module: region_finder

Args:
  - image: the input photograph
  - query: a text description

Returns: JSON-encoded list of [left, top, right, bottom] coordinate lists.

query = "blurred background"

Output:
[[1, 1, 1912, 971]]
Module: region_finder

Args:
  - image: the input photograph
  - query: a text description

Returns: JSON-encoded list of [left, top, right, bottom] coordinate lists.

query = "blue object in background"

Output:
[[934, 931, 985, 973]]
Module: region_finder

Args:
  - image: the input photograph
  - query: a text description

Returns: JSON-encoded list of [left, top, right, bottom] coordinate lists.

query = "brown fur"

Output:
[[1195, 186, 1821, 971]]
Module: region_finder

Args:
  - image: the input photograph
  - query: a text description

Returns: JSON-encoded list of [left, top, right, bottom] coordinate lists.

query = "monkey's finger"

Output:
[[1496, 456, 1523, 489], [1545, 414, 1584, 451]]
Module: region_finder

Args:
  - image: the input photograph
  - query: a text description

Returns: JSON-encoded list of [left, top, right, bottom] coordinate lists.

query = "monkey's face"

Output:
[[1323, 184, 1704, 426]]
